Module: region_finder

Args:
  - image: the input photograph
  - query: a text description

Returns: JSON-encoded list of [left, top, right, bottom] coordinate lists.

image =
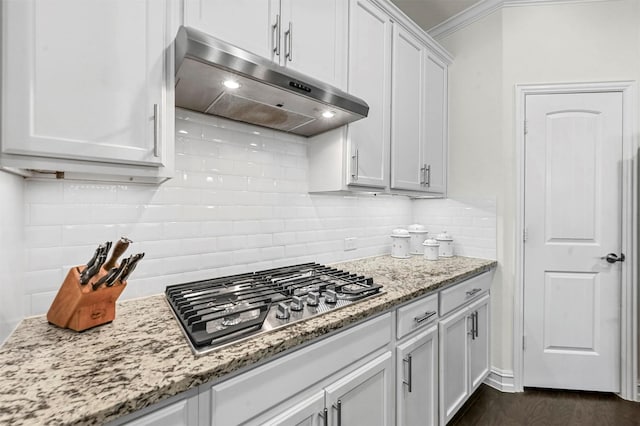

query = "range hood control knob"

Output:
[[290, 295, 304, 311], [276, 302, 291, 320], [325, 289, 338, 304], [307, 291, 320, 307]]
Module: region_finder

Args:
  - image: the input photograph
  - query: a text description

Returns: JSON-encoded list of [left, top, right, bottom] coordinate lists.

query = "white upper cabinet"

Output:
[[391, 25, 425, 192], [307, 0, 391, 193], [423, 54, 447, 195], [308, 0, 450, 196], [183, 0, 276, 60], [1, 0, 175, 182], [183, 0, 347, 88], [346, 0, 392, 189], [390, 24, 447, 196]]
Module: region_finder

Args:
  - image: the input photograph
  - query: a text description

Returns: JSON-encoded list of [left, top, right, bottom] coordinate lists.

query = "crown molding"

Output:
[[428, 0, 613, 40]]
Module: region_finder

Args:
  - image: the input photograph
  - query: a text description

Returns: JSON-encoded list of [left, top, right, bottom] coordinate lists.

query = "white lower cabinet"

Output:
[[324, 352, 394, 426], [396, 325, 438, 426], [112, 271, 493, 426], [439, 293, 490, 425]]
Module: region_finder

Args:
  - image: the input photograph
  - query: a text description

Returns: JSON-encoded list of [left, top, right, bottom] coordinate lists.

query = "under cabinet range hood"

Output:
[[174, 26, 369, 137]]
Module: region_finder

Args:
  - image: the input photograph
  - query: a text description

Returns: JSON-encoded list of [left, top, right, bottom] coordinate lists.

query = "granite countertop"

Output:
[[0, 255, 496, 425]]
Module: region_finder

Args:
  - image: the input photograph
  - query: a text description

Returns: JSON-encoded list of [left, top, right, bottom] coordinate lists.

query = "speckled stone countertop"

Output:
[[0, 255, 496, 425]]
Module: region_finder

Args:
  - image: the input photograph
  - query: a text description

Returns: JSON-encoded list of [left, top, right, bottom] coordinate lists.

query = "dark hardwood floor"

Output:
[[449, 385, 640, 425]]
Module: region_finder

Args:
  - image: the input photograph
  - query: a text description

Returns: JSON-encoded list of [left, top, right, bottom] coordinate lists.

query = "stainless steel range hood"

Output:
[[174, 26, 369, 137]]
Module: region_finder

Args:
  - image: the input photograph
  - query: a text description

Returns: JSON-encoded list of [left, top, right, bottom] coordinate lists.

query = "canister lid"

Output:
[[407, 224, 427, 233], [423, 238, 439, 246], [391, 228, 410, 238], [436, 230, 453, 241]]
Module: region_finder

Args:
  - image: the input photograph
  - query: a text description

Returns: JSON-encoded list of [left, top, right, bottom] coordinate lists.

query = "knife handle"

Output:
[[103, 237, 132, 271]]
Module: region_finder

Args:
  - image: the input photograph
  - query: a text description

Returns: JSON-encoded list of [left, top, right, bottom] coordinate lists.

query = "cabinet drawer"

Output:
[[440, 272, 491, 316], [397, 292, 438, 339]]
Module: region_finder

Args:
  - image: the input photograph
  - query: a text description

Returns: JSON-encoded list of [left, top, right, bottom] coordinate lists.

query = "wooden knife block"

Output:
[[47, 265, 127, 332]]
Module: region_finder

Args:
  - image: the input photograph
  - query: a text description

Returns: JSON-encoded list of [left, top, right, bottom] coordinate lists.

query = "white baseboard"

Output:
[[484, 367, 516, 392]]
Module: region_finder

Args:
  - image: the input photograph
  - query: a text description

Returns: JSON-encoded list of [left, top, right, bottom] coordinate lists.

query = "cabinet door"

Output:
[[423, 54, 447, 195], [183, 0, 278, 59], [439, 307, 471, 425], [390, 25, 425, 191], [262, 391, 326, 426], [280, 0, 346, 87], [325, 352, 394, 426], [397, 326, 438, 426], [346, 0, 391, 190], [468, 295, 490, 392], [2, 0, 168, 167]]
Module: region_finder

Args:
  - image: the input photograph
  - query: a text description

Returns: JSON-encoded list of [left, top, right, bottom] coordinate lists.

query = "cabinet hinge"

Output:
[[523, 227, 528, 243], [524, 120, 528, 135], [523, 335, 526, 350]]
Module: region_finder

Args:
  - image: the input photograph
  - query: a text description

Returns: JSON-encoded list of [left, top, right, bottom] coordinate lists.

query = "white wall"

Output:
[[437, 8, 508, 369], [0, 171, 24, 344], [438, 0, 640, 373]]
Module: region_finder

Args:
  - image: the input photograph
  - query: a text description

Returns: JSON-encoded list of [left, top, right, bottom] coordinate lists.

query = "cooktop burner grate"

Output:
[[165, 262, 382, 355]]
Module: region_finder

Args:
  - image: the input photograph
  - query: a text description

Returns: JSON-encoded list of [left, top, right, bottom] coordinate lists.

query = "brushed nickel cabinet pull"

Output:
[[334, 399, 342, 426], [320, 407, 328, 426], [403, 354, 413, 392], [351, 149, 359, 181], [425, 164, 431, 187], [285, 22, 293, 61], [272, 14, 281, 56], [414, 310, 437, 324], [153, 104, 160, 157], [466, 288, 482, 297]]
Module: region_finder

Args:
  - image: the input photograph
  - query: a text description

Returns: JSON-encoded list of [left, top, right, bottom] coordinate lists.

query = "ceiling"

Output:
[[390, 0, 481, 31]]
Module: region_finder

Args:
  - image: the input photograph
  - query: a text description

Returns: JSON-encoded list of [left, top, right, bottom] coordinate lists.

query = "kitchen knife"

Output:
[[91, 266, 120, 291], [118, 252, 145, 284], [79, 242, 110, 284], [79, 252, 107, 285], [103, 237, 132, 271], [105, 257, 130, 287], [79, 244, 102, 276]]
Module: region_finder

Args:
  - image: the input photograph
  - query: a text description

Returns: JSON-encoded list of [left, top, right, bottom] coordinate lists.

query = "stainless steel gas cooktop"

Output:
[[165, 263, 382, 355]]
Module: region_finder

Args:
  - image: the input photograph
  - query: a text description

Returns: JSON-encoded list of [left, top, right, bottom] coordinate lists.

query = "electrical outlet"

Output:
[[344, 237, 357, 251]]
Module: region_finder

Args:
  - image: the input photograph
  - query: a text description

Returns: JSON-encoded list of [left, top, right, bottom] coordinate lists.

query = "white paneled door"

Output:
[[523, 91, 623, 391]]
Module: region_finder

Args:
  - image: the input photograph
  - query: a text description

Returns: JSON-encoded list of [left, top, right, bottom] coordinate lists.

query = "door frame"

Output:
[[513, 81, 638, 400]]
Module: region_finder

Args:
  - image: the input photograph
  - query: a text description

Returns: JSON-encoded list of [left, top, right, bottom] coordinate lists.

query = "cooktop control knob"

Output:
[[290, 295, 304, 311], [307, 291, 320, 307], [325, 289, 338, 304], [276, 302, 291, 319]]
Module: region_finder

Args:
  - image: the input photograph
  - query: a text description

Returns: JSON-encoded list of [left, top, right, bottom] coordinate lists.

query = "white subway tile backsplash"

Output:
[[29, 291, 58, 317], [413, 198, 497, 260], [217, 235, 248, 251], [25, 226, 62, 248], [16, 112, 425, 321]]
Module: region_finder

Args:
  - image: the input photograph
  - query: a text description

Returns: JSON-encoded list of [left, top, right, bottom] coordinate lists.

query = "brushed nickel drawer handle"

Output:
[[466, 288, 482, 297], [414, 310, 437, 324]]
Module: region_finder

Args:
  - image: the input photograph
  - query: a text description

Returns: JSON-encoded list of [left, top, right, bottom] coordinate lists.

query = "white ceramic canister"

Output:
[[407, 224, 429, 255], [436, 230, 454, 257], [423, 238, 440, 261], [390, 228, 411, 258]]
